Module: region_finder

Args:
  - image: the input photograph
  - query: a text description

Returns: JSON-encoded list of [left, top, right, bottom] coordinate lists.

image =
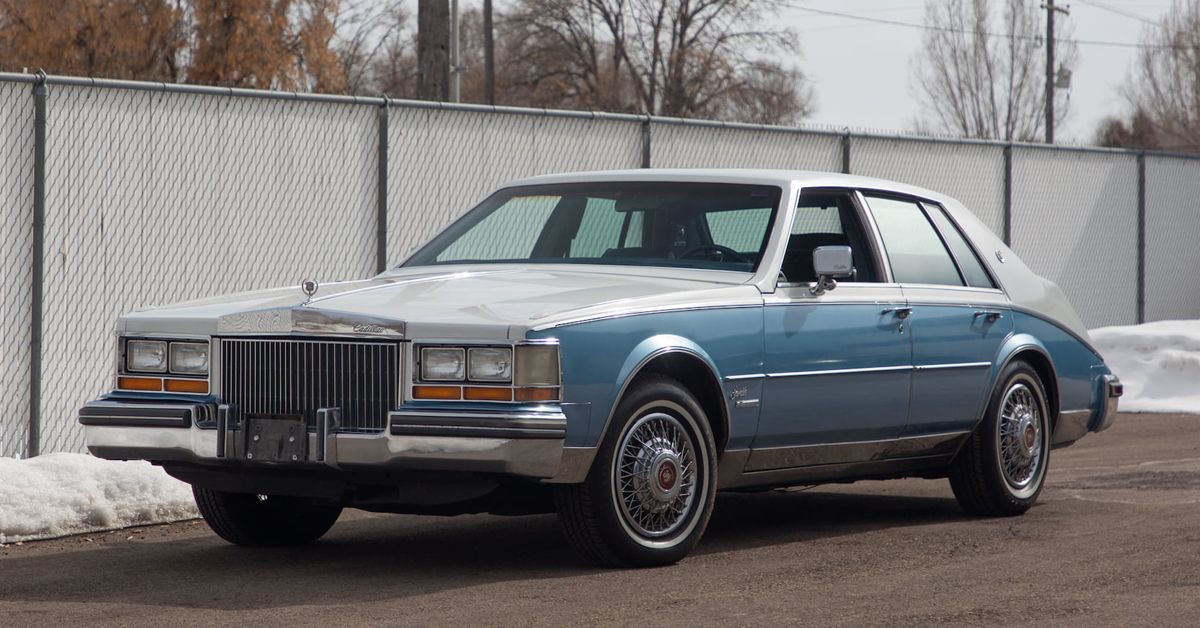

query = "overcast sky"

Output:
[[393, 1, 1173, 143], [783, 0, 1170, 142]]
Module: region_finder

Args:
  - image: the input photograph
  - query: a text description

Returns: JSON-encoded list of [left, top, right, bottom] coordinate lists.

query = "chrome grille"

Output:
[[219, 338, 400, 433]]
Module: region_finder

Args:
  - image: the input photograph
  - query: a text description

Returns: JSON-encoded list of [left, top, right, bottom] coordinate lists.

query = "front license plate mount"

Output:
[[245, 414, 307, 463]]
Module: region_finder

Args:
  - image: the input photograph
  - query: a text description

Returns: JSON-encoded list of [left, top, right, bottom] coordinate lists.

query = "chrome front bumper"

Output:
[[80, 400, 567, 479]]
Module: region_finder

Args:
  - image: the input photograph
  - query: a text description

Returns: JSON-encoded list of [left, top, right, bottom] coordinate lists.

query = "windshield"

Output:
[[403, 181, 782, 273]]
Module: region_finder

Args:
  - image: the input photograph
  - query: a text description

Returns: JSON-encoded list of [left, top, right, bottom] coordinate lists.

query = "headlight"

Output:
[[421, 347, 466, 381], [468, 347, 512, 382], [126, 340, 167, 373], [515, 345, 560, 386], [169, 342, 209, 375]]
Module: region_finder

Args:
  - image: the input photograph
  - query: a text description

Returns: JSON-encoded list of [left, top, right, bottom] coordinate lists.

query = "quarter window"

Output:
[[866, 195, 963, 286], [924, 203, 996, 288]]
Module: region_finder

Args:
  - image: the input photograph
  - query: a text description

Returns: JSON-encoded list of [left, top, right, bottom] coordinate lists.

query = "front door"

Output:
[[748, 191, 912, 471]]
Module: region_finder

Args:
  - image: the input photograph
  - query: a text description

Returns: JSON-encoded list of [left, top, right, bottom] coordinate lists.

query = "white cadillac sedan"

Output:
[[80, 170, 1121, 566]]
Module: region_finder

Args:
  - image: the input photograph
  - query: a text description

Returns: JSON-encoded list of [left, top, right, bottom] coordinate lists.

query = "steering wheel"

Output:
[[678, 244, 748, 263]]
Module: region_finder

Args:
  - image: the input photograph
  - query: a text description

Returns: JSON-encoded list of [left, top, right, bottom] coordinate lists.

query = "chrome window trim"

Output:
[[852, 189, 896, 284], [860, 191, 967, 289], [773, 187, 893, 290], [920, 199, 1005, 293]]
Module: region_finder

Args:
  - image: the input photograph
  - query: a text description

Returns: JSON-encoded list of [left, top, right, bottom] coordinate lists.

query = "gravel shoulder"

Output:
[[2, 412, 1198, 626]]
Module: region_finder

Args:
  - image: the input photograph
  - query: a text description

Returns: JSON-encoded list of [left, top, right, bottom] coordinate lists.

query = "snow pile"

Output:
[[1091, 319, 1200, 414], [0, 453, 197, 543]]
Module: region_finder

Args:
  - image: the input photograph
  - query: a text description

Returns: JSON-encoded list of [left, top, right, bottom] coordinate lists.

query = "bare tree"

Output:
[[0, 0, 187, 80], [912, 0, 1076, 142], [1096, 109, 1160, 150], [1112, 1, 1200, 151], [187, 0, 347, 91], [503, 0, 812, 123]]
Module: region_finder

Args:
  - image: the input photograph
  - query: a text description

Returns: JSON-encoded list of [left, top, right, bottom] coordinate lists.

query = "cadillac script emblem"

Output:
[[300, 279, 319, 303]]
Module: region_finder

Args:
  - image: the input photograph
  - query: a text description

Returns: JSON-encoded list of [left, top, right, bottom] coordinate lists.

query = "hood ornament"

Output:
[[300, 279, 319, 303]]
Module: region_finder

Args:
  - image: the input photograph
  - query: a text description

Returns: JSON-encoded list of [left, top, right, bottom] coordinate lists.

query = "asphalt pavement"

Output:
[[2, 412, 1198, 626]]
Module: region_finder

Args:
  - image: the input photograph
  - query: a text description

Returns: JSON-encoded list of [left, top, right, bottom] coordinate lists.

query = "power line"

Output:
[[789, 4, 1165, 50], [1075, 0, 1162, 27]]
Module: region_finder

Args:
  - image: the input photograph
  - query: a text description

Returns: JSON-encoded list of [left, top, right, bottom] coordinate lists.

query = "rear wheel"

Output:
[[555, 374, 717, 567], [193, 487, 342, 546], [949, 361, 1051, 516]]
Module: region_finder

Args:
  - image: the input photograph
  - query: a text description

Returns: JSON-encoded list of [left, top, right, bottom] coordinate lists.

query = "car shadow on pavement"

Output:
[[0, 488, 966, 611]]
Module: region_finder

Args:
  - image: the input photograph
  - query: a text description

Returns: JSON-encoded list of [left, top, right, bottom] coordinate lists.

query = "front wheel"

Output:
[[193, 487, 342, 546], [949, 361, 1051, 516], [555, 374, 717, 567]]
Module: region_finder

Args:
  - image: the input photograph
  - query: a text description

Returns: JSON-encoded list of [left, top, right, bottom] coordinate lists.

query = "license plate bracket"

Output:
[[245, 414, 307, 463]]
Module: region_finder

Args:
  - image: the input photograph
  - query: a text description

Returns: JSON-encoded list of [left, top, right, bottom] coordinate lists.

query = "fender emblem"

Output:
[[730, 386, 748, 400]]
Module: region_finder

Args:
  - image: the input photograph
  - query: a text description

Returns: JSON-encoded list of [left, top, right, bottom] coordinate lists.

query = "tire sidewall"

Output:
[[587, 376, 717, 565], [980, 363, 1051, 509]]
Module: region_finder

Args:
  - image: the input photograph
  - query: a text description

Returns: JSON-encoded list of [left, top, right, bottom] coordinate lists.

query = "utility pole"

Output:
[[1043, 1, 1069, 144], [417, 0, 450, 101], [484, 0, 495, 105], [449, 0, 461, 102]]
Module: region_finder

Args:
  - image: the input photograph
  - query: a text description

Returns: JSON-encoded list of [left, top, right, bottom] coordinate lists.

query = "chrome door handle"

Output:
[[882, 306, 912, 319], [974, 310, 1004, 322]]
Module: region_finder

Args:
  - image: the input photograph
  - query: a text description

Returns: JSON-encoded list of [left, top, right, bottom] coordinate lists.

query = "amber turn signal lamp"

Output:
[[164, 378, 209, 394], [515, 387, 559, 402], [413, 385, 462, 400], [463, 386, 514, 401], [118, 376, 163, 392]]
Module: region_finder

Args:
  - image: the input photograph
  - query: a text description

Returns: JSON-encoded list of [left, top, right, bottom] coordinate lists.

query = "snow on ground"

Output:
[[0, 453, 197, 544], [1091, 319, 1200, 414]]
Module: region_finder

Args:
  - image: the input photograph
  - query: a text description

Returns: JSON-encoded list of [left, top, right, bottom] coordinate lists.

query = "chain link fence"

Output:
[[1, 72, 1197, 456]]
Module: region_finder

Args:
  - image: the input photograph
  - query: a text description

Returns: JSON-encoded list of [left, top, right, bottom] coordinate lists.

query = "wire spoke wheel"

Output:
[[613, 411, 698, 539], [996, 382, 1045, 493]]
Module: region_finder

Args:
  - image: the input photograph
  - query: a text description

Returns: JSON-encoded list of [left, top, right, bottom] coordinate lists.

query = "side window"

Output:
[[781, 193, 878, 283], [437, 196, 558, 261], [705, 207, 772, 252], [865, 195, 963, 286], [923, 203, 996, 288]]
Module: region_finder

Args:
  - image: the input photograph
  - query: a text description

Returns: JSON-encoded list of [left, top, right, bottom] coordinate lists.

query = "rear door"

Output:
[[862, 194, 1012, 440]]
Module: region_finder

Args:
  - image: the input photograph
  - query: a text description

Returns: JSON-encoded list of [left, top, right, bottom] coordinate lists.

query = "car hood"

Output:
[[119, 265, 763, 340]]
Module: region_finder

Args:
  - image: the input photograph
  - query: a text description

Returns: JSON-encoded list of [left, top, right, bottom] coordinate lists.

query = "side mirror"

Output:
[[810, 245, 853, 296]]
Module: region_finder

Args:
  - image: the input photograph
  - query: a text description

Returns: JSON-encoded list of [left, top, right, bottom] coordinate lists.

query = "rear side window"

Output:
[[924, 203, 996, 288], [865, 195, 963, 286]]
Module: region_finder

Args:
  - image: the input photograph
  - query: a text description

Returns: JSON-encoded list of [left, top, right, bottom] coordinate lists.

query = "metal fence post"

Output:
[[641, 118, 651, 168], [1003, 143, 1013, 246], [1137, 151, 1147, 324], [841, 130, 851, 174], [376, 101, 389, 274], [29, 72, 47, 458]]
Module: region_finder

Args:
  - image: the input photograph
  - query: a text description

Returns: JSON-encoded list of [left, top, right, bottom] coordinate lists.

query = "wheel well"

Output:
[[1010, 349, 1060, 430], [632, 352, 729, 453]]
